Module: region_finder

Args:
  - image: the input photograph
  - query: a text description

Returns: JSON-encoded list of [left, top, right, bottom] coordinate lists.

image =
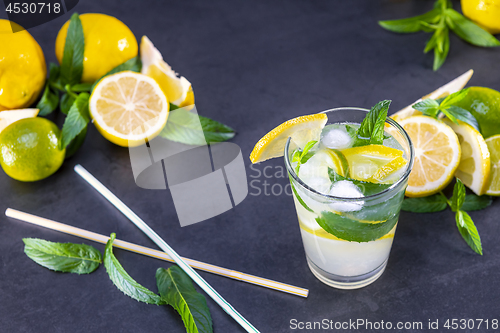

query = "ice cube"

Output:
[[329, 180, 364, 212], [302, 176, 331, 194], [321, 127, 353, 149]]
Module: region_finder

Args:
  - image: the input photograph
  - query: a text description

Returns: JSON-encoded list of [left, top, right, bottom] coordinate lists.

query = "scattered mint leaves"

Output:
[[23, 238, 101, 274], [462, 194, 492, 211], [104, 233, 164, 305], [156, 266, 213, 333], [64, 126, 87, 159], [159, 108, 235, 146], [379, 0, 500, 71], [401, 194, 448, 213], [413, 88, 480, 131], [60, 92, 90, 150], [456, 210, 482, 255], [60, 13, 84, 86], [37, 84, 59, 116], [353, 100, 391, 147], [450, 178, 466, 212]]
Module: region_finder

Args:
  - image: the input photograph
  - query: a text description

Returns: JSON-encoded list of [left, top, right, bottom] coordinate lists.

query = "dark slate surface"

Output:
[[1, 0, 500, 332]]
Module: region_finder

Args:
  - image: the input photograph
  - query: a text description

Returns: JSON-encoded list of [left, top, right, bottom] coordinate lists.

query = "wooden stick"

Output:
[[6, 208, 309, 298]]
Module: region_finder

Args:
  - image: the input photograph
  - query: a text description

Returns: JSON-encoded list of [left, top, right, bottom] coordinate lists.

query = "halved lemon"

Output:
[[249, 114, 328, 163], [399, 116, 461, 197], [444, 119, 490, 195], [89, 71, 169, 147], [485, 135, 500, 196], [0, 108, 39, 133], [140, 36, 194, 107], [341, 145, 404, 181]]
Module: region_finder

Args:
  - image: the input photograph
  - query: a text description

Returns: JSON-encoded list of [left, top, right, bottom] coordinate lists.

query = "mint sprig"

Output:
[[379, 0, 500, 71], [352, 100, 391, 147], [413, 88, 480, 131], [291, 140, 317, 173], [402, 178, 485, 255]]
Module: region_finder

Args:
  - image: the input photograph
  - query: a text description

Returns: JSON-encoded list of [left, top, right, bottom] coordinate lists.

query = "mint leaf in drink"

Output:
[[61, 93, 90, 150], [91, 56, 142, 92], [159, 108, 235, 146], [104, 233, 163, 305], [445, 9, 500, 47], [156, 266, 213, 333], [23, 238, 101, 274], [451, 178, 466, 212], [462, 194, 492, 211], [60, 13, 84, 86], [401, 194, 448, 213], [378, 8, 441, 33], [316, 211, 398, 243], [37, 84, 59, 116], [292, 140, 317, 173], [412, 99, 440, 117], [455, 210, 483, 255], [289, 175, 314, 212], [345, 125, 357, 139], [353, 100, 391, 147]]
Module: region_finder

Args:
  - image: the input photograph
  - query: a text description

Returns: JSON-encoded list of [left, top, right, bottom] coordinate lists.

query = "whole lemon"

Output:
[[0, 20, 46, 111], [55, 13, 138, 83], [461, 0, 500, 34], [0, 118, 65, 182]]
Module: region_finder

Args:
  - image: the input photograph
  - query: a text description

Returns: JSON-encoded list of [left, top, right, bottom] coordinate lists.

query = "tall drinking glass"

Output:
[[285, 107, 414, 289]]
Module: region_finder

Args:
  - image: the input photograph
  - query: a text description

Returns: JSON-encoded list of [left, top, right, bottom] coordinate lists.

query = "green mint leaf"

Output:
[[413, 98, 440, 117], [354, 100, 391, 147], [378, 8, 441, 33], [445, 9, 500, 47], [159, 109, 235, 146], [455, 210, 483, 255], [300, 151, 315, 164], [451, 178, 466, 212], [433, 27, 449, 71], [327, 168, 391, 196], [424, 28, 440, 54], [316, 211, 398, 242], [64, 126, 87, 159], [71, 82, 93, 92], [440, 107, 459, 124], [23, 238, 101, 274], [60, 93, 76, 115], [60, 13, 84, 85], [401, 194, 448, 213], [60, 93, 90, 150], [301, 140, 317, 159], [445, 105, 480, 131], [440, 88, 470, 107], [37, 83, 59, 116], [48, 62, 60, 83], [289, 175, 314, 212], [292, 150, 301, 163], [104, 233, 163, 304], [462, 194, 493, 211], [156, 266, 213, 333], [345, 125, 357, 139], [91, 56, 142, 92]]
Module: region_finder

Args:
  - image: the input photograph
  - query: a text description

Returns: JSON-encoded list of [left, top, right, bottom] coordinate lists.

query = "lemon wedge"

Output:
[[444, 119, 490, 195], [0, 108, 39, 133], [369, 156, 408, 184], [484, 135, 500, 196], [250, 114, 328, 163], [89, 71, 169, 147], [140, 36, 194, 107], [399, 116, 461, 197], [341, 145, 404, 181]]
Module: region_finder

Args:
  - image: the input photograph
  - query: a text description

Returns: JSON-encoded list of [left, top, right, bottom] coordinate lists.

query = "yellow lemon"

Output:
[[399, 116, 461, 197], [444, 119, 490, 195], [89, 71, 169, 147], [484, 135, 500, 195], [55, 13, 138, 83], [140, 36, 194, 107], [461, 0, 500, 34], [250, 114, 328, 163], [0, 20, 46, 111]]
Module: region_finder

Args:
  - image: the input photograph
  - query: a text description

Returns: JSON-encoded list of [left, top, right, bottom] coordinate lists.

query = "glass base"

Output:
[[307, 257, 388, 290]]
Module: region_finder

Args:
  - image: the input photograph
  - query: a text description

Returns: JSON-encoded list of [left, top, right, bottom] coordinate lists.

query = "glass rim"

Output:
[[284, 106, 415, 201]]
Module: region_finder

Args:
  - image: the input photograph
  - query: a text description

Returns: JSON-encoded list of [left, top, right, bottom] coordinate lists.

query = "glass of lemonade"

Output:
[[285, 107, 414, 289]]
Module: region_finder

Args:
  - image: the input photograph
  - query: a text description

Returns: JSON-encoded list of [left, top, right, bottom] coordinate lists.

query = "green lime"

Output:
[[454, 87, 500, 139], [0, 118, 65, 181]]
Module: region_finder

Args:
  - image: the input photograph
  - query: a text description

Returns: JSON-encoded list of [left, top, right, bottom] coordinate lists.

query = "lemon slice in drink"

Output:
[[89, 71, 169, 147], [250, 114, 328, 163], [369, 156, 408, 184], [484, 135, 500, 196], [141, 36, 194, 107], [341, 145, 404, 181], [297, 149, 347, 192], [444, 119, 490, 195], [399, 116, 461, 197]]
